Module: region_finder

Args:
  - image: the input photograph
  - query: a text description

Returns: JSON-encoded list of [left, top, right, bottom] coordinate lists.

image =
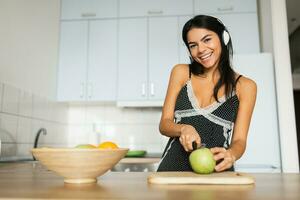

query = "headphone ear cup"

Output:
[[222, 30, 230, 45]]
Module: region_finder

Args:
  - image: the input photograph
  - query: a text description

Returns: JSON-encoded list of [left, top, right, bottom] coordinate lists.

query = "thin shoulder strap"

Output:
[[235, 74, 242, 84], [188, 65, 192, 79], [231, 74, 242, 97]]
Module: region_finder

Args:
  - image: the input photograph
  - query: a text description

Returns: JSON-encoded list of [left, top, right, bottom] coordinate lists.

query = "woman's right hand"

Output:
[[179, 125, 201, 152]]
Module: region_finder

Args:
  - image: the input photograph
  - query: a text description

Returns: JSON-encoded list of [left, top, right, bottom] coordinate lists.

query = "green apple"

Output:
[[189, 147, 216, 174], [75, 144, 96, 149]]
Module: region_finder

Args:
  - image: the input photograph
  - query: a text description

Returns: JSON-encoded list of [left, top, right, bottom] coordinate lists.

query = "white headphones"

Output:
[[215, 17, 230, 46], [222, 30, 230, 46]]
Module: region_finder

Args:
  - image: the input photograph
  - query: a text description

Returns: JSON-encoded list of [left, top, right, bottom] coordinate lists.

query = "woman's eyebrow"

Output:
[[200, 34, 212, 41], [188, 34, 212, 45]]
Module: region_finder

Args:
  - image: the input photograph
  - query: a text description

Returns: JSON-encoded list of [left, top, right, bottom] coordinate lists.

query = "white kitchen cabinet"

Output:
[[57, 20, 118, 101], [214, 13, 260, 54], [57, 21, 88, 101], [118, 17, 180, 104], [194, 0, 257, 14], [119, 0, 193, 17], [118, 18, 148, 101], [61, 0, 118, 20], [194, 0, 260, 54], [148, 17, 179, 100], [88, 20, 118, 101], [178, 16, 193, 64]]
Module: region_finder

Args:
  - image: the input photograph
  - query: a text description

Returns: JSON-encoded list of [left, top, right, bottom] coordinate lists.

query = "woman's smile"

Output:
[[187, 28, 222, 70]]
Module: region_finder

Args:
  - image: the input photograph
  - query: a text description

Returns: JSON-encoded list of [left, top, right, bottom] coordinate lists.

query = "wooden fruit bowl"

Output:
[[31, 147, 129, 184]]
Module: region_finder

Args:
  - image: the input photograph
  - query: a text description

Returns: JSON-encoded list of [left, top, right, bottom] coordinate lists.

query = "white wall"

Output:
[[257, 0, 274, 53], [0, 82, 69, 159], [0, 0, 60, 99]]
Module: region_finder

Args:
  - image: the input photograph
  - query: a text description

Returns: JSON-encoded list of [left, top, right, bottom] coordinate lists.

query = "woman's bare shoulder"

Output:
[[170, 64, 190, 85], [235, 75, 257, 99]]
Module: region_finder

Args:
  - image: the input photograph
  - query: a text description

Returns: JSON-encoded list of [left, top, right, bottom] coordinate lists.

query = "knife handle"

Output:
[[192, 141, 198, 151], [192, 142, 206, 150]]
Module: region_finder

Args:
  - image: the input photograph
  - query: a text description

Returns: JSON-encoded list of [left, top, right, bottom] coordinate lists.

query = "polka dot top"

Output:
[[157, 75, 242, 172]]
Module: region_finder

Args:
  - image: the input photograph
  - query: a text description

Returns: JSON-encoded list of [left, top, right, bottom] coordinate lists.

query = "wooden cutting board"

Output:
[[148, 172, 255, 185]]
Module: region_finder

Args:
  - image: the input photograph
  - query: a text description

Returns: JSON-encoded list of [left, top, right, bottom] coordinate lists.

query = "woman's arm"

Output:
[[211, 76, 257, 172], [159, 64, 201, 151]]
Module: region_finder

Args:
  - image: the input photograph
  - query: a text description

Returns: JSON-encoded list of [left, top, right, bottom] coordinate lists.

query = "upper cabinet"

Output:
[[148, 17, 180, 100], [118, 18, 148, 102], [88, 20, 118, 101], [119, 0, 193, 17], [118, 17, 180, 103], [194, 0, 257, 14], [57, 20, 117, 101], [194, 0, 260, 53], [61, 0, 118, 20], [57, 21, 88, 101], [58, 0, 260, 103]]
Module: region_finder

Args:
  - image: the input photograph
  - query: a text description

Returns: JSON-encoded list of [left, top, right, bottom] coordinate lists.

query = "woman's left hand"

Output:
[[210, 147, 236, 172]]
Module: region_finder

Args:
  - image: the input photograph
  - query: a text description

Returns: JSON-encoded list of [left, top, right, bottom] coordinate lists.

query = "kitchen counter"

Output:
[[0, 163, 299, 200]]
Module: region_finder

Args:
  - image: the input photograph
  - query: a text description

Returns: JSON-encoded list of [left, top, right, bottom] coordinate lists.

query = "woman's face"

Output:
[[187, 28, 222, 70]]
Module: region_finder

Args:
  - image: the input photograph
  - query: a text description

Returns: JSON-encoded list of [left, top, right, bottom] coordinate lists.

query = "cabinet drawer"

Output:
[[194, 0, 257, 14], [119, 0, 193, 17], [61, 0, 118, 20]]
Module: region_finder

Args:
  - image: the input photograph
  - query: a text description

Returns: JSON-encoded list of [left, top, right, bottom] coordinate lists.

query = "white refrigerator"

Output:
[[233, 53, 281, 173]]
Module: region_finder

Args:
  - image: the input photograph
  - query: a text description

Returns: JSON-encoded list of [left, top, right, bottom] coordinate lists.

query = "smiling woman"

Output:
[[157, 15, 257, 173]]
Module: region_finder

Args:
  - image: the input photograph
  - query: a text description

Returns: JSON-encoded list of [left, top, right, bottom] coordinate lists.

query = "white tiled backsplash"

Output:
[[68, 105, 169, 153], [0, 82, 69, 158], [0, 82, 168, 157]]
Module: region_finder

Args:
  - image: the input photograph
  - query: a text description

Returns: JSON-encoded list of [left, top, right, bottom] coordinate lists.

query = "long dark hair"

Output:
[[182, 15, 236, 101]]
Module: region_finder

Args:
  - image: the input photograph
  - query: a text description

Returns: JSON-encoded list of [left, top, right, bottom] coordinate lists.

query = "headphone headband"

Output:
[[215, 17, 230, 46]]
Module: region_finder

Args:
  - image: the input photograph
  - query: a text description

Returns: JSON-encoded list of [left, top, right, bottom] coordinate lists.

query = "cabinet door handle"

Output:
[[88, 82, 93, 99], [147, 10, 163, 15], [142, 83, 146, 96], [81, 13, 97, 17], [150, 83, 155, 96], [80, 82, 85, 98], [217, 6, 234, 12]]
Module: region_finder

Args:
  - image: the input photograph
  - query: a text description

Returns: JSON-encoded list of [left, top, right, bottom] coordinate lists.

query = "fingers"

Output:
[[210, 147, 226, 154], [210, 148, 235, 172], [179, 134, 201, 152], [215, 156, 234, 172], [179, 125, 201, 152], [215, 159, 227, 172], [211, 147, 226, 161], [179, 134, 194, 152]]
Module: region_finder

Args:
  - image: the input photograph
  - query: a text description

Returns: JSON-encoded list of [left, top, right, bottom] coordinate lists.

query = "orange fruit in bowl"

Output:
[[98, 141, 119, 149]]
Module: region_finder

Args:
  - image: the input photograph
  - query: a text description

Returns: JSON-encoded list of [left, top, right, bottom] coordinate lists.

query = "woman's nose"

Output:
[[197, 43, 206, 53]]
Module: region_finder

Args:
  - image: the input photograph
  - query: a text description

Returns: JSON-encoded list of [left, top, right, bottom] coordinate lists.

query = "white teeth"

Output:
[[200, 53, 212, 60]]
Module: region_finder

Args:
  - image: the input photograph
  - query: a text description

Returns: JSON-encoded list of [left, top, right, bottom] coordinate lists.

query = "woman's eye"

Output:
[[189, 44, 196, 49], [204, 38, 211, 43]]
